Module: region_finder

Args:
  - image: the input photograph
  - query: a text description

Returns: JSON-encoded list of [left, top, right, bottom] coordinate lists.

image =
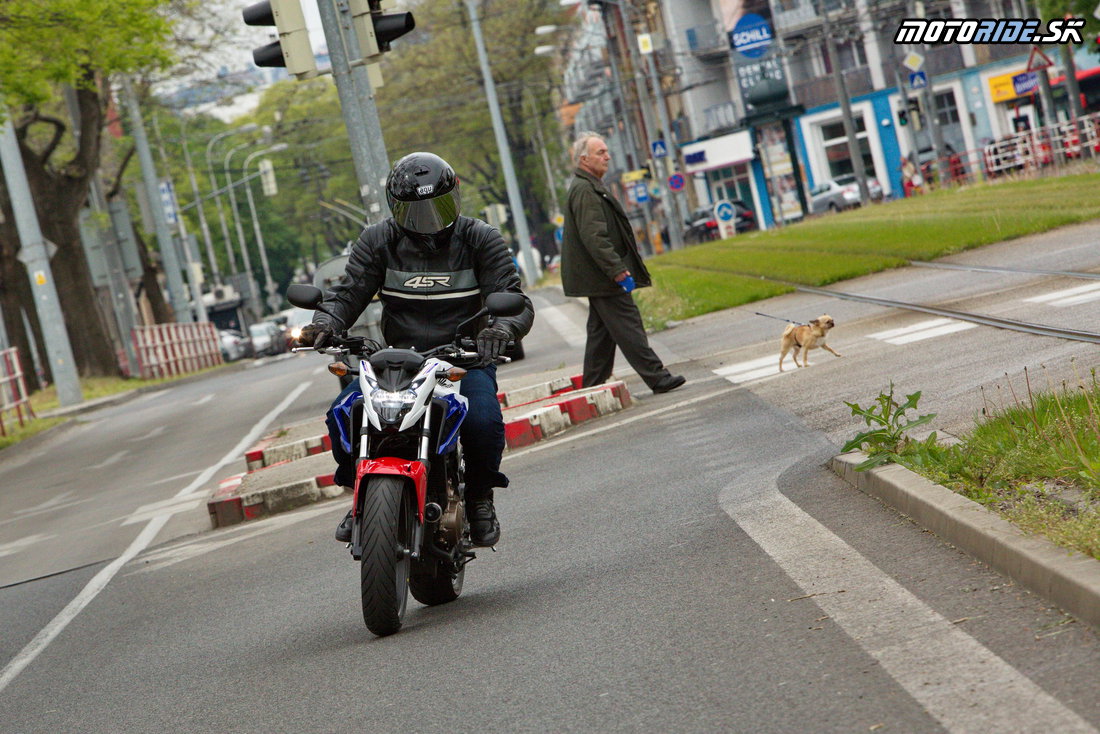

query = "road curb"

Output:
[[831, 451, 1100, 629], [210, 379, 633, 528]]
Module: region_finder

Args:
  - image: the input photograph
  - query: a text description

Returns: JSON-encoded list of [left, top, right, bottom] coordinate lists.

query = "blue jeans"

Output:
[[325, 364, 507, 503]]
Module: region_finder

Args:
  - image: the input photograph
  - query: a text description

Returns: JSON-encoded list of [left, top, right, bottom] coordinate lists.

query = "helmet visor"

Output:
[[390, 188, 461, 235]]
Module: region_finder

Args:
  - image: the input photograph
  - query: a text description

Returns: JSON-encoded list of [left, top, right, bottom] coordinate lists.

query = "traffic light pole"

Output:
[[0, 116, 83, 407], [464, 0, 540, 286], [316, 0, 386, 220]]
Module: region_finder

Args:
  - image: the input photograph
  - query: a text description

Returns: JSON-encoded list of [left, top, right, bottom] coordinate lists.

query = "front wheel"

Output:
[[359, 475, 413, 636]]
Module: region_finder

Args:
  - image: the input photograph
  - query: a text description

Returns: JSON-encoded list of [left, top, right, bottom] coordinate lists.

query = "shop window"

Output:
[[819, 115, 873, 179]]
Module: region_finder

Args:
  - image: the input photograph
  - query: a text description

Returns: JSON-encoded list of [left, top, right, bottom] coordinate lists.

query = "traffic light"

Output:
[[898, 108, 909, 126], [908, 97, 924, 131], [242, 0, 317, 80], [349, 0, 416, 88]]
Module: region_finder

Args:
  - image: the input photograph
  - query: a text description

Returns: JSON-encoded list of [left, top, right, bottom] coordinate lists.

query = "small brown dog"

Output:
[[779, 315, 841, 371]]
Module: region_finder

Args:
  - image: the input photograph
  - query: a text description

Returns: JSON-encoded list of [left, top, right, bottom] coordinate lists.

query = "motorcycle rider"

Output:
[[297, 152, 534, 547]]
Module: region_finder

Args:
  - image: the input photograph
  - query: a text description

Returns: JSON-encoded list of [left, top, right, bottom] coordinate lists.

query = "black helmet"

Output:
[[386, 152, 461, 236]]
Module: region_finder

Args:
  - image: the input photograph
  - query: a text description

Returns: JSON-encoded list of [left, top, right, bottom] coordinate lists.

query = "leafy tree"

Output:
[[0, 0, 249, 388]]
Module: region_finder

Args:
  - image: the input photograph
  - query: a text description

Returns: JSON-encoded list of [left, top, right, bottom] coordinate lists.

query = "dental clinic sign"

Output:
[[721, 0, 790, 111]]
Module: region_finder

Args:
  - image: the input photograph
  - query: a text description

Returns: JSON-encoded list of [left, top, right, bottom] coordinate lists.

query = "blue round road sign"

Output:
[[714, 201, 736, 221], [668, 173, 685, 191], [731, 13, 773, 59]]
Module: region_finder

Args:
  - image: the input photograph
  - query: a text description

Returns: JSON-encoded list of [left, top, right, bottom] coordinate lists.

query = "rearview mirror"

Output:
[[286, 284, 323, 310], [485, 292, 526, 317]]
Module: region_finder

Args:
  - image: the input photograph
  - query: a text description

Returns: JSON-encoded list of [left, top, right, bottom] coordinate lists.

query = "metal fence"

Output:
[[0, 347, 36, 436], [131, 322, 223, 380], [899, 110, 1100, 195]]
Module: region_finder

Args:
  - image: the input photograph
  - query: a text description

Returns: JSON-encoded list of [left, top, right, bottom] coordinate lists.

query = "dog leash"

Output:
[[753, 311, 806, 326]]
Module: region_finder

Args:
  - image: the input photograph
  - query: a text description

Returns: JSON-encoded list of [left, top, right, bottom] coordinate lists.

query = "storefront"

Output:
[[680, 130, 764, 227]]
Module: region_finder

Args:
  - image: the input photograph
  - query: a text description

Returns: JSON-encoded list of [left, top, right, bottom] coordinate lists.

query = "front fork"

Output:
[[348, 412, 433, 560]]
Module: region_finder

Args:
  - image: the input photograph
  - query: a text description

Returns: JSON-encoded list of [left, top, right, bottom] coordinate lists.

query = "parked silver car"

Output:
[[248, 321, 285, 357], [809, 175, 884, 214], [219, 329, 252, 362]]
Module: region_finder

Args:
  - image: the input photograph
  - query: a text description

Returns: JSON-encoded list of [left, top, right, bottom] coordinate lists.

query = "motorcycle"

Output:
[[286, 283, 525, 636]]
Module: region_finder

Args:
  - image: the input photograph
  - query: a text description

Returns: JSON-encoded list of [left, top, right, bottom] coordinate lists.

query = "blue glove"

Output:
[[620, 275, 636, 293]]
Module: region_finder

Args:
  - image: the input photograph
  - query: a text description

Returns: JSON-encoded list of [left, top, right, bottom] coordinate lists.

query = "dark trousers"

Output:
[[326, 364, 507, 503], [583, 291, 671, 390]]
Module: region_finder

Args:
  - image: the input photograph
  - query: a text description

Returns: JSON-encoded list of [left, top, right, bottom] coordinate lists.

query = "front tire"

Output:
[[410, 559, 464, 606], [359, 476, 413, 636]]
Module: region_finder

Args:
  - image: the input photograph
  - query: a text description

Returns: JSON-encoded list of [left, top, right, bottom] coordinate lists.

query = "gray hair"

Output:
[[571, 131, 603, 165]]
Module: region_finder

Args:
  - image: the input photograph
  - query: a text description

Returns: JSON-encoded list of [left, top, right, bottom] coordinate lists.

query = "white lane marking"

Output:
[[311, 365, 326, 375], [535, 302, 587, 348], [1024, 282, 1100, 305], [713, 355, 786, 384], [720, 483, 1097, 734], [509, 378, 736, 460], [884, 321, 975, 345], [0, 380, 314, 694], [128, 425, 165, 442], [128, 502, 342, 575], [193, 394, 215, 406], [867, 318, 976, 345], [149, 469, 202, 486], [121, 496, 204, 526], [90, 450, 129, 470], [0, 534, 55, 558]]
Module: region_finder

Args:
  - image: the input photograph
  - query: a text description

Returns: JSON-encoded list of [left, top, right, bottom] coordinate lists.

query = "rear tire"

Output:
[[410, 559, 464, 606], [359, 476, 413, 636]]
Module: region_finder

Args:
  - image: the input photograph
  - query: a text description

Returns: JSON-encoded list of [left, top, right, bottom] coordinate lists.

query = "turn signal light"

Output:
[[444, 367, 467, 382], [328, 362, 350, 377]]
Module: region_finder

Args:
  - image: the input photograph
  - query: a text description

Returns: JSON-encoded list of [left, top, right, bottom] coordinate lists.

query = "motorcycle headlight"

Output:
[[371, 388, 419, 424]]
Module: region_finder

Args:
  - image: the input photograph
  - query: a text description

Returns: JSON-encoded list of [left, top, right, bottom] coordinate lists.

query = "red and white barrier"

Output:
[[131, 322, 222, 380], [0, 347, 35, 436]]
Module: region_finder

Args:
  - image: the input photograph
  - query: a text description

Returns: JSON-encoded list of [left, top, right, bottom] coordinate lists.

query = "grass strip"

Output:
[[638, 170, 1100, 324], [635, 265, 792, 330]]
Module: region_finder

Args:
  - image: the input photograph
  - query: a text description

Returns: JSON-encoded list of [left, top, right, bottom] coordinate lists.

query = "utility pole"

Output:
[[179, 115, 222, 286], [122, 77, 194, 322], [907, 0, 947, 185], [639, 37, 687, 251], [819, 1, 870, 203], [464, 0, 540, 285], [0, 115, 83, 406], [62, 87, 140, 373]]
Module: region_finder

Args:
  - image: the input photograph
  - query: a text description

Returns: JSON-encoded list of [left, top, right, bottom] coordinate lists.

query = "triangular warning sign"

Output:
[[1026, 45, 1054, 72]]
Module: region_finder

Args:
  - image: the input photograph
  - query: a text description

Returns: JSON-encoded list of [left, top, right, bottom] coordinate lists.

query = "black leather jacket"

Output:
[[313, 216, 534, 351]]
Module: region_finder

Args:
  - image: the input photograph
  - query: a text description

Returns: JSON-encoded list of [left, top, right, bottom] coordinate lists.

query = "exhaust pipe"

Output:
[[423, 502, 443, 523]]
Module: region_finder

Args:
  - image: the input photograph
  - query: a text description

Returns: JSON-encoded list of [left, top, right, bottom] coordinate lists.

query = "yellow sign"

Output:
[[637, 33, 653, 55], [989, 69, 1027, 103], [621, 168, 649, 183], [552, 213, 565, 228], [34, 270, 46, 286]]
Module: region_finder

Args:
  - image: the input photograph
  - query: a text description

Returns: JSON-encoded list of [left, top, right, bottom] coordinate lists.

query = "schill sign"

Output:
[[730, 13, 773, 59]]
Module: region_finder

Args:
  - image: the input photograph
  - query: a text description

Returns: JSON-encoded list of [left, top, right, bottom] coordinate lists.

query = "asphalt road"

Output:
[[2, 222, 1100, 731]]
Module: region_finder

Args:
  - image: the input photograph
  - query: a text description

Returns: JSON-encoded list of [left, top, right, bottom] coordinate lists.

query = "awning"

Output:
[[681, 130, 754, 174]]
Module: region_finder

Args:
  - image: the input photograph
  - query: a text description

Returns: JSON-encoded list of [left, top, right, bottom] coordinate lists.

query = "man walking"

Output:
[[560, 132, 685, 394]]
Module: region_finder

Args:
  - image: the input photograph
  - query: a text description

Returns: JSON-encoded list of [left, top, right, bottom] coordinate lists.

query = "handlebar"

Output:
[[291, 340, 510, 364]]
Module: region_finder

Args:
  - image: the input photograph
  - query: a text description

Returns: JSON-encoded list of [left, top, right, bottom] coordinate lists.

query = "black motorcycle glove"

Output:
[[298, 323, 334, 350], [476, 325, 512, 362]]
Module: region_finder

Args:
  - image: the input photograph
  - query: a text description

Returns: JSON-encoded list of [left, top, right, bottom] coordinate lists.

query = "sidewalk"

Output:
[[206, 374, 634, 528]]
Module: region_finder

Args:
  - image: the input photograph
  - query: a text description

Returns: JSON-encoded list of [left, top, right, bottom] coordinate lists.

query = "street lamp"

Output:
[[224, 140, 263, 317], [204, 124, 259, 277], [242, 144, 288, 313]]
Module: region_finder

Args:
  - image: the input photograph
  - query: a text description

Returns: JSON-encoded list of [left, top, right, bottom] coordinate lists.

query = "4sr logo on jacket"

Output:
[[403, 275, 452, 288]]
